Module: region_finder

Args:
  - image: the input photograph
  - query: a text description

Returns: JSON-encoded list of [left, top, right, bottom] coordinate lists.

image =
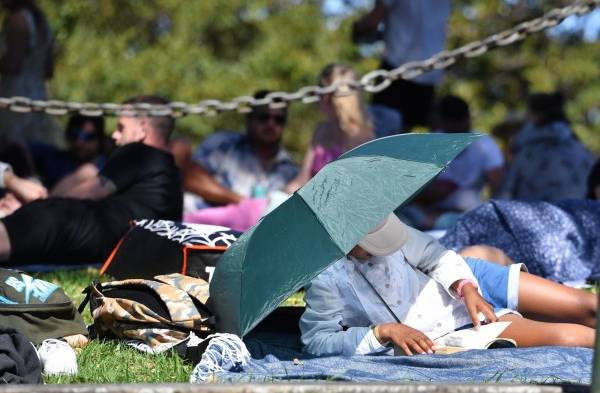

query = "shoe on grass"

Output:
[[37, 339, 77, 376]]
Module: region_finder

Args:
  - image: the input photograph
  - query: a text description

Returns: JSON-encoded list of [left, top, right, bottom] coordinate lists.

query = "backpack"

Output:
[[80, 273, 214, 351], [100, 219, 240, 281], [0, 268, 87, 345]]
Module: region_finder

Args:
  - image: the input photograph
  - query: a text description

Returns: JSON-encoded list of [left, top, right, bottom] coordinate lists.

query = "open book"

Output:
[[393, 321, 514, 355], [433, 321, 515, 354]]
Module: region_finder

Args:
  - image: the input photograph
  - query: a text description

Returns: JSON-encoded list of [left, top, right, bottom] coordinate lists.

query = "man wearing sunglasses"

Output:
[[0, 95, 183, 266], [190, 90, 298, 209]]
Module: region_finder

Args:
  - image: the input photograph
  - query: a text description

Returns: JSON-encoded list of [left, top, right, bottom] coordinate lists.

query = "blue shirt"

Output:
[[500, 121, 595, 201], [300, 226, 477, 357]]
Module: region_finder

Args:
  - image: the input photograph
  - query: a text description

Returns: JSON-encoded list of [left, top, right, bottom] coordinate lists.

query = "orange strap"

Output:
[[181, 245, 228, 275], [99, 236, 126, 275]]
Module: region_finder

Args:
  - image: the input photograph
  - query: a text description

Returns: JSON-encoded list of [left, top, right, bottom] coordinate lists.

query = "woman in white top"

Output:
[[300, 213, 596, 356], [0, 0, 56, 144]]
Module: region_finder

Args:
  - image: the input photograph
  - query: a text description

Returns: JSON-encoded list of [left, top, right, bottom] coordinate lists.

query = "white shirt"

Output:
[[382, 0, 450, 85], [436, 133, 505, 211], [300, 226, 478, 357]]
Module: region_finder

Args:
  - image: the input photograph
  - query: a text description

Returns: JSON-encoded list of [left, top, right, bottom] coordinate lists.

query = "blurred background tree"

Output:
[[32, 0, 600, 157]]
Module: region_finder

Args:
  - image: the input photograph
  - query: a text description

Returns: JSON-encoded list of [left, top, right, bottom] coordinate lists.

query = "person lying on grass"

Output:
[[300, 213, 596, 356], [0, 95, 183, 266]]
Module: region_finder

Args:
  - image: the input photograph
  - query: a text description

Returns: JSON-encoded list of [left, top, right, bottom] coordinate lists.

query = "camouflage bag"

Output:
[[80, 273, 214, 351]]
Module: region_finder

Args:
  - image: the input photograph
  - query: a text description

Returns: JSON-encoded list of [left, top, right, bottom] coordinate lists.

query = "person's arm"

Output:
[[182, 161, 243, 206], [0, 193, 22, 216], [374, 323, 436, 356], [402, 227, 497, 326], [187, 133, 245, 205], [451, 280, 497, 328], [51, 163, 98, 197], [402, 226, 478, 292], [56, 144, 140, 200], [1, 163, 47, 203], [55, 173, 115, 200], [0, 12, 30, 75], [284, 146, 315, 194], [300, 268, 390, 356], [286, 122, 330, 193]]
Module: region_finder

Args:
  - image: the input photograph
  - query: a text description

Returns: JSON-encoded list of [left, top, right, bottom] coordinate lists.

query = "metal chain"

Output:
[[0, 0, 597, 117]]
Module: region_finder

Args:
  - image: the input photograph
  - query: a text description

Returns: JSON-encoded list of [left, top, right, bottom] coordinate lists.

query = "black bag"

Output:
[[0, 268, 87, 345], [100, 219, 240, 281]]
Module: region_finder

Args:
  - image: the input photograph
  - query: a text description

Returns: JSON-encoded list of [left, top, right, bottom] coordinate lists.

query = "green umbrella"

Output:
[[209, 133, 480, 336]]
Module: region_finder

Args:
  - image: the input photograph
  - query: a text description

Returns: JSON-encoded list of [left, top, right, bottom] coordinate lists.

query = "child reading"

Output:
[[300, 213, 596, 356]]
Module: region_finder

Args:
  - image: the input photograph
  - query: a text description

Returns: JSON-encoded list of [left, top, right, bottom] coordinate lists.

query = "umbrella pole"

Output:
[[592, 289, 600, 393]]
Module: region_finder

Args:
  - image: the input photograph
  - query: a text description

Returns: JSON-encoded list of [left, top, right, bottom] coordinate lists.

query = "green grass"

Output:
[[45, 340, 193, 384], [37, 268, 193, 383], [35, 268, 305, 384]]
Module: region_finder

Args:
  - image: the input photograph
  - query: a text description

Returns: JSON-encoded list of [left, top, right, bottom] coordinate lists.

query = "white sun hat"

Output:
[[358, 213, 410, 256]]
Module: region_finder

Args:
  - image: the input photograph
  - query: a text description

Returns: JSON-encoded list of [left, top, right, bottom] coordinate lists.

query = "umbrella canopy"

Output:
[[209, 133, 480, 336]]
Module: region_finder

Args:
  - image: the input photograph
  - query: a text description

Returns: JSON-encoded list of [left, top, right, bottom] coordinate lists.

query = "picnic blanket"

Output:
[[215, 346, 593, 384], [183, 332, 592, 384], [440, 199, 600, 283]]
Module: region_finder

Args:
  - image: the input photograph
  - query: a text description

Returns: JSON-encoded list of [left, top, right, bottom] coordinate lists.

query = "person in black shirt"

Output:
[[0, 95, 183, 265]]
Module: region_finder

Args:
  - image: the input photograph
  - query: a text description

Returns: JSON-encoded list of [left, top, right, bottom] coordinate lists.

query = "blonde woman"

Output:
[[285, 64, 374, 193]]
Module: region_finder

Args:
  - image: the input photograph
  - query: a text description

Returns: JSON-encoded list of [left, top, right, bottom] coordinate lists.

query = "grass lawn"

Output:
[[36, 268, 305, 384]]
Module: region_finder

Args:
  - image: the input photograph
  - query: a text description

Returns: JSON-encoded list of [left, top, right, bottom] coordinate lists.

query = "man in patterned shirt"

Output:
[[191, 90, 298, 208]]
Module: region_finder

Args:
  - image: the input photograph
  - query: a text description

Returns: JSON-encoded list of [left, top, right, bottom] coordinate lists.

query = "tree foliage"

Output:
[[443, 0, 600, 152], [35, 0, 599, 155]]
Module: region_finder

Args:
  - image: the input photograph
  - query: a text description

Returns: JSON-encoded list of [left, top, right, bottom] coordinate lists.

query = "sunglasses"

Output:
[[68, 128, 99, 142], [253, 112, 287, 126]]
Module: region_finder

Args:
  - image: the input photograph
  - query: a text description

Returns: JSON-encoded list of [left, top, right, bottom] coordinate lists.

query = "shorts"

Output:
[[465, 257, 528, 313], [2, 198, 118, 265]]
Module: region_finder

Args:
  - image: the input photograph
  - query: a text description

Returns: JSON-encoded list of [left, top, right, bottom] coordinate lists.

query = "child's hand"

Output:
[[461, 284, 498, 328], [376, 323, 436, 356]]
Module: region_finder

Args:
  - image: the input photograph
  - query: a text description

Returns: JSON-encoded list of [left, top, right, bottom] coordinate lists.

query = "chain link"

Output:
[[0, 0, 597, 117]]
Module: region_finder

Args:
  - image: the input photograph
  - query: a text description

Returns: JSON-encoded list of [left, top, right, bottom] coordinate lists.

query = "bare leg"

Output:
[[459, 245, 514, 266], [498, 313, 595, 348], [0, 222, 10, 261], [517, 271, 597, 328]]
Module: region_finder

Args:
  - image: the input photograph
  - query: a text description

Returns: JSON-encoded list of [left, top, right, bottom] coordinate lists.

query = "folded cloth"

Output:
[[184, 198, 268, 232], [0, 326, 42, 384]]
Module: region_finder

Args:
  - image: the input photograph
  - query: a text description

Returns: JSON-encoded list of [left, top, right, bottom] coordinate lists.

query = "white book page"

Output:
[[434, 321, 512, 349]]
